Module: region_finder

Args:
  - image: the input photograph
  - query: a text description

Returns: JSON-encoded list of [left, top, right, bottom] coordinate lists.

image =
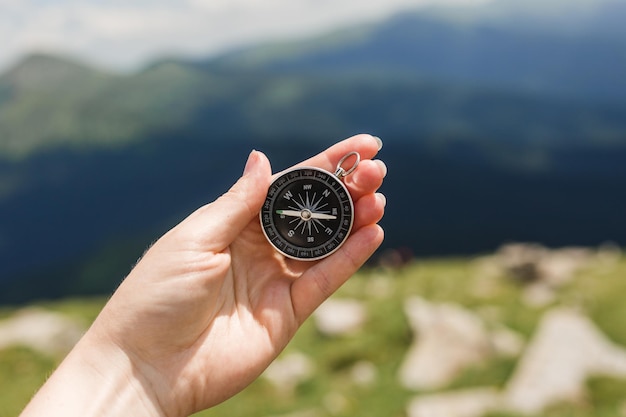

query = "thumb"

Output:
[[180, 150, 272, 251]]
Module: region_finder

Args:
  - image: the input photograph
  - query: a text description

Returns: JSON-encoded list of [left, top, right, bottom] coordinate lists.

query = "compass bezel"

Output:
[[260, 166, 354, 261]]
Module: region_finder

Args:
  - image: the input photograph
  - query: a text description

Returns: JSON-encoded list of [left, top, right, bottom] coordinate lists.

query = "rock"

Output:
[[406, 387, 501, 417], [490, 325, 525, 358], [521, 281, 557, 308], [365, 274, 395, 299], [496, 243, 548, 283], [0, 307, 84, 356], [492, 243, 594, 307], [349, 360, 377, 387], [495, 243, 592, 287], [399, 297, 523, 391], [262, 352, 314, 392], [503, 308, 626, 415], [312, 298, 367, 336]]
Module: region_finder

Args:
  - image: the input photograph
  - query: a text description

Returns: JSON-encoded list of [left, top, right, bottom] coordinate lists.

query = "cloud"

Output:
[[0, 0, 492, 72]]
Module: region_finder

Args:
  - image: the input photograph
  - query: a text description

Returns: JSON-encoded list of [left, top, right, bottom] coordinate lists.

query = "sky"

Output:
[[0, 0, 493, 73]]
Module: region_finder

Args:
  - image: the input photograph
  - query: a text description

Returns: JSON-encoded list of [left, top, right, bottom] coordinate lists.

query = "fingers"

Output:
[[175, 150, 272, 251], [269, 134, 384, 201], [290, 224, 384, 323], [344, 158, 387, 201], [353, 192, 386, 231], [286, 134, 382, 176]]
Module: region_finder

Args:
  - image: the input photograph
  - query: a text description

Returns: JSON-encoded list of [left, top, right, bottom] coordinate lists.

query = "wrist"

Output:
[[20, 333, 168, 417]]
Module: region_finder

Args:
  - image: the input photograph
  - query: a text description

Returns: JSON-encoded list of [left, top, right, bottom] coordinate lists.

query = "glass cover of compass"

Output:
[[260, 166, 354, 261]]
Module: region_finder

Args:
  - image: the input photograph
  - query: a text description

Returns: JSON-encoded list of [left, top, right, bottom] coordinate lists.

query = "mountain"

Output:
[[2, 51, 626, 163], [209, 1, 626, 100], [0, 55, 222, 158], [423, 0, 626, 38], [2, 3, 626, 303], [0, 54, 118, 157]]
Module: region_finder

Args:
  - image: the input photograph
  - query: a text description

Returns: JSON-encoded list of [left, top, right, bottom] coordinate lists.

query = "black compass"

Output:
[[260, 152, 360, 261]]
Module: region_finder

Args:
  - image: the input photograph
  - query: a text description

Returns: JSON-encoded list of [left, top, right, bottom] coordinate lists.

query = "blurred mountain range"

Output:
[[1, 0, 626, 303], [209, 0, 626, 100]]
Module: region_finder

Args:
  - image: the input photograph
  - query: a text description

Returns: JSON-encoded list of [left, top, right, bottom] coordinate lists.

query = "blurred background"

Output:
[[1, 0, 626, 416]]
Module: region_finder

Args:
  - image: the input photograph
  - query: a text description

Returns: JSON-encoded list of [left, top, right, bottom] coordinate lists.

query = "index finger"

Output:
[[277, 134, 382, 177]]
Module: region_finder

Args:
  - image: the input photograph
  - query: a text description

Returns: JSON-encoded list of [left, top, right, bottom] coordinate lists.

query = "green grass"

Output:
[[2, 255, 626, 417]]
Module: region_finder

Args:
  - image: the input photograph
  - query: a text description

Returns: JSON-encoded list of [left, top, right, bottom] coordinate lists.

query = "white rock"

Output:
[[503, 308, 626, 415], [407, 387, 501, 417], [399, 297, 522, 391], [494, 243, 592, 289], [349, 360, 377, 387], [365, 274, 394, 299], [313, 298, 367, 336], [490, 243, 594, 308], [521, 282, 557, 308], [490, 325, 525, 358], [496, 243, 548, 282], [0, 307, 84, 355], [263, 352, 314, 392], [539, 247, 592, 287]]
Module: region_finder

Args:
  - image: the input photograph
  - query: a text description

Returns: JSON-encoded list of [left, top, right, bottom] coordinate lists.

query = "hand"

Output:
[[20, 134, 386, 417]]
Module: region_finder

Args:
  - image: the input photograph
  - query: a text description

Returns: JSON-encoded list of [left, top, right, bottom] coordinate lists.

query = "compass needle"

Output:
[[277, 209, 305, 218], [310, 213, 337, 220]]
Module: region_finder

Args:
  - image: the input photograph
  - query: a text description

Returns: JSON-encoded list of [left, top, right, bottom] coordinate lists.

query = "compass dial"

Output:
[[260, 166, 354, 260]]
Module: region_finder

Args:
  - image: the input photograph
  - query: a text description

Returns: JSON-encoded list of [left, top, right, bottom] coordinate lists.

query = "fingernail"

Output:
[[373, 136, 383, 151], [243, 150, 257, 176], [374, 159, 387, 178], [376, 192, 387, 207]]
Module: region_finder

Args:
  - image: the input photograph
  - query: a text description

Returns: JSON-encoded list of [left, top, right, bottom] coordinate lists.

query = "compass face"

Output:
[[260, 166, 354, 261]]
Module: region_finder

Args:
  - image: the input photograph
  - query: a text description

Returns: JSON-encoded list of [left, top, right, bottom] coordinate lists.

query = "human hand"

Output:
[[20, 134, 386, 417]]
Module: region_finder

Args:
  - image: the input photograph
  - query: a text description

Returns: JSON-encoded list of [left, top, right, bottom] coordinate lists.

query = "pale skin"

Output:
[[20, 134, 387, 417]]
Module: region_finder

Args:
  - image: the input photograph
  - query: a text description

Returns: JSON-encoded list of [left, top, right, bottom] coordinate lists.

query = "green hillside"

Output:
[[3, 251, 626, 417], [0, 55, 216, 158]]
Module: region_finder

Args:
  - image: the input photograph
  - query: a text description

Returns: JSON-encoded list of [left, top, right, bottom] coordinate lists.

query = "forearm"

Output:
[[20, 334, 166, 417]]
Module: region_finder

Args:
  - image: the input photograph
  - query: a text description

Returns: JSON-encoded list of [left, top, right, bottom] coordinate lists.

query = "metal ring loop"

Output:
[[334, 151, 360, 179]]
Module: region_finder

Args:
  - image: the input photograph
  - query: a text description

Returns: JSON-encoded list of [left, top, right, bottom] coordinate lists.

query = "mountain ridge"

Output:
[[0, 53, 114, 92], [207, 9, 626, 100], [420, 0, 626, 37]]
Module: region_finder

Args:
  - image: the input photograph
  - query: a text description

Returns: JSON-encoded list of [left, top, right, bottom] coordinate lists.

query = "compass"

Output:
[[260, 152, 360, 261]]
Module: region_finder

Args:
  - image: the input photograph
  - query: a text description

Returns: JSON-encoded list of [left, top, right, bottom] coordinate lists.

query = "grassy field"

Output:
[[2, 253, 626, 417]]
